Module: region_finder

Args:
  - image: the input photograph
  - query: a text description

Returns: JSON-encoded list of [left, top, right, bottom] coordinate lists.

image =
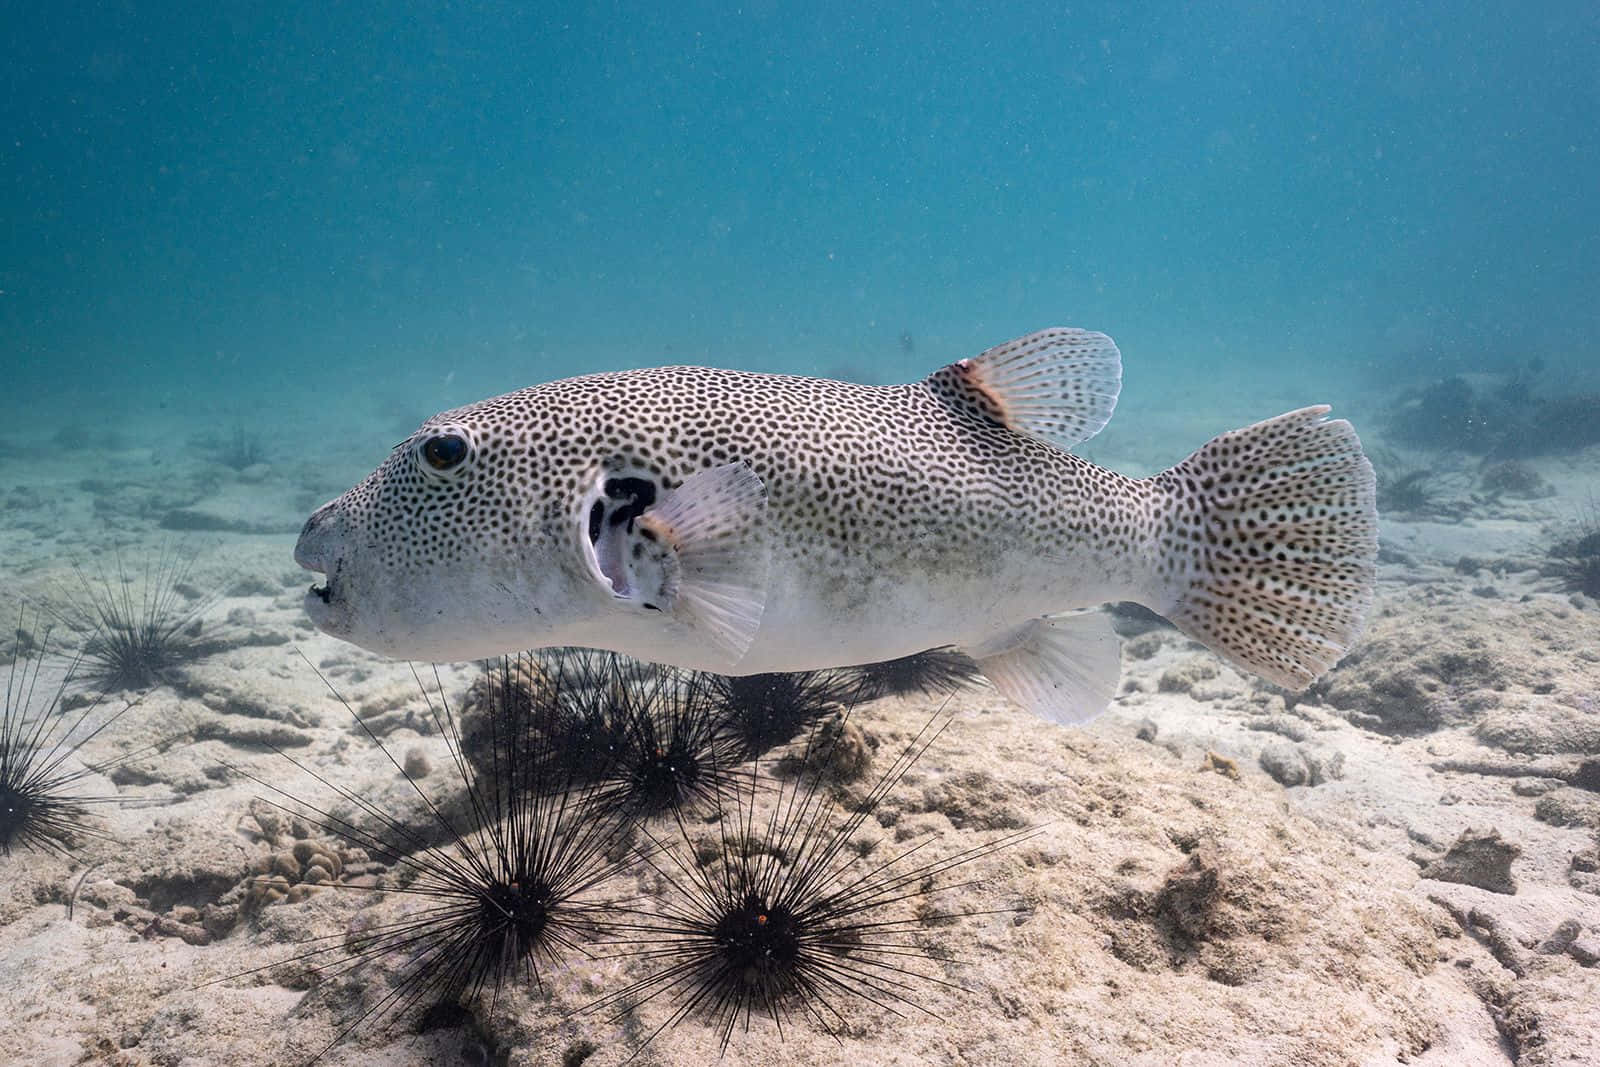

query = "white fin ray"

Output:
[[1154, 405, 1378, 689], [964, 611, 1122, 724], [923, 327, 1122, 451], [635, 462, 772, 662]]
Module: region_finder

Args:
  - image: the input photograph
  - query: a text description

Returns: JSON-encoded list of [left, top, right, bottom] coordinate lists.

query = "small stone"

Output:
[[1569, 937, 1600, 966], [1125, 633, 1164, 660], [147, 915, 211, 946], [1419, 827, 1520, 895], [1573, 759, 1600, 793], [201, 903, 239, 940], [808, 714, 872, 783], [1538, 918, 1581, 954], [1305, 751, 1345, 785], [1536, 788, 1600, 829], [1159, 657, 1219, 695], [1258, 742, 1310, 787], [1202, 752, 1239, 781], [1245, 716, 1308, 742], [1135, 718, 1158, 742], [403, 747, 432, 779], [246, 874, 291, 909], [1156, 848, 1221, 941], [249, 799, 283, 840]]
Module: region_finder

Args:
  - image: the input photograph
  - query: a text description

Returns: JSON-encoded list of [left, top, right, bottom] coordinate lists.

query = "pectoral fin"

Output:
[[582, 461, 771, 661]]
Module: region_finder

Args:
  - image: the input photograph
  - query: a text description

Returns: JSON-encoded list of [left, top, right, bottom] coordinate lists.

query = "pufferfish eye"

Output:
[[421, 433, 470, 471]]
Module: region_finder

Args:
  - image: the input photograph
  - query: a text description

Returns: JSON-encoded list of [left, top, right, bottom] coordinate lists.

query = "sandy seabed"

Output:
[[0, 381, 1596, 1067]]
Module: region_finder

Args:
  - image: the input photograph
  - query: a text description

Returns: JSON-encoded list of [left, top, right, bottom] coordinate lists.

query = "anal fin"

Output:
[[964, 611, 1122, 724], [635, 461, 772, 662]]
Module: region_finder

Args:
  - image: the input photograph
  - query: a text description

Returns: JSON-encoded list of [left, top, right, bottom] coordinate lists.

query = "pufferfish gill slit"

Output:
[[294, 327, 1378, 724]]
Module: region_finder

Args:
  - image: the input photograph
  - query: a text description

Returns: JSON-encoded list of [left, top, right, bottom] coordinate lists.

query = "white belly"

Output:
[[562, 543, 1131, 676]]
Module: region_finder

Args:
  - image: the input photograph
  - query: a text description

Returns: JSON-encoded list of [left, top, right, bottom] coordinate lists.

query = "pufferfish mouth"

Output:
[[295, 549, 331, 602], [298, 563, 333, 606], [295, 499, 358, 636], [293, 549, 336, 622], [299, 567, 339, 631]]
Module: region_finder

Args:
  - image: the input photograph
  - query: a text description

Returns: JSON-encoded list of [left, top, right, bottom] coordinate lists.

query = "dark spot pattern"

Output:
[[1150, 406, 1377, 688], [603, 477, 657, 529], [323, 365, 1161, 587], [315, 365, 1375, 688]]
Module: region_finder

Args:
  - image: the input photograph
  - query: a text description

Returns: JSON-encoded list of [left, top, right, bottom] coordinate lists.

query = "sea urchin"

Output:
[[233, 658, 640, 1050], [1, 619, 140, 857], [702, 669, 853, 760], [55, 551, 215, 692], [1548, 507, 1600, 600], [584, 657, 744, 822], [585, 710, 1033, 1053], [838, 648, 983, 704]]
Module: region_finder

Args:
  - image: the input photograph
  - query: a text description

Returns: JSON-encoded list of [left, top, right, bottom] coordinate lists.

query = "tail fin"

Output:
[[1149, 406, 1377, 689]]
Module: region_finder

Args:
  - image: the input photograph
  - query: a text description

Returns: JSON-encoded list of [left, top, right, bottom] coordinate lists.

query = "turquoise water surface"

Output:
[[7, 2, 1596, 426]]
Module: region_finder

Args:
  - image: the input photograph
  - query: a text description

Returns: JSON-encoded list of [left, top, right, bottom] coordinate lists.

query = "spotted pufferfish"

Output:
[[295, 328, 1377, 723]]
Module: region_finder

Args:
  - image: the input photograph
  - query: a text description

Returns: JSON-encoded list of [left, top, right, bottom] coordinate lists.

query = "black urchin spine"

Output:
[[584, 710, 1035, 1052], [837, 648, 983, 704], [226, 655, 640, 1052], [54, 549, 217, 693], [1, 618, 142, 857]]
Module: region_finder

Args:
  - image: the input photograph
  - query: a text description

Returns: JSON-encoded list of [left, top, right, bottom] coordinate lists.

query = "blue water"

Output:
[[4, 9, 1599, 1061], [5, 2, 1597, 418]]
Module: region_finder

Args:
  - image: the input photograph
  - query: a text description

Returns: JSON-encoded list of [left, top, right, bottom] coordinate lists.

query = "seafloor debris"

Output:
[[1416, 827, 1521, 895], [1387, 371, 1600, 457], [1310, 596, 1592, 736], [1257, 740, 1343, 787], [241, 835, 356, 912], [1478, 458, 1554, 500]]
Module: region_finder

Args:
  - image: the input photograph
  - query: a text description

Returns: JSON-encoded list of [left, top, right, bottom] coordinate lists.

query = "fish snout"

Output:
[[294, 500, 349, 630], [294, 499, 345, 574]]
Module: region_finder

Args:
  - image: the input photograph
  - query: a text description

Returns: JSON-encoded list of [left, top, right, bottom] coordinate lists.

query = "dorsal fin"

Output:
[[921, 327, 1122, 451]]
